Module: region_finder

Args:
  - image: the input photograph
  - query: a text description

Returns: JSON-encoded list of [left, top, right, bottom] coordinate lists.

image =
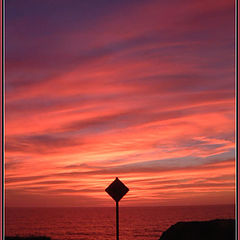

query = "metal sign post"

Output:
[[116, 201, 119, 240], [105, 177, 129, 240]]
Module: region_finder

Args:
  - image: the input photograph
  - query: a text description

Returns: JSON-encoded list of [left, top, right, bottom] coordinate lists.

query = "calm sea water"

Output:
[[6, 205, 235, 240]]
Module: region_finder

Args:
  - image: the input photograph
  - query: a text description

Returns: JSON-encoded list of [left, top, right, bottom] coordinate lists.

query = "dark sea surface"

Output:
[[6, 205, 235, 240]]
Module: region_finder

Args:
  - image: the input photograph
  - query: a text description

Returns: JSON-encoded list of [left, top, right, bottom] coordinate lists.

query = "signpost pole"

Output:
[[116, 201, 119, 240], [105, 177, 129, 240]]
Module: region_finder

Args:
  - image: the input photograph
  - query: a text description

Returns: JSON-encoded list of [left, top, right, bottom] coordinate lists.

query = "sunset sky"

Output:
[[5, 0, 235, 207]]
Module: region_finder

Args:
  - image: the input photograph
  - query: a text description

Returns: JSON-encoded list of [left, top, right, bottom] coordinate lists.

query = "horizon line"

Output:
[[5, 203, 235, 208]]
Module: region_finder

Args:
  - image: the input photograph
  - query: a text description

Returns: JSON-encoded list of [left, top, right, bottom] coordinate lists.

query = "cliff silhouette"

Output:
[[5, 237, 51, 240], [159, 219, 235, 240]]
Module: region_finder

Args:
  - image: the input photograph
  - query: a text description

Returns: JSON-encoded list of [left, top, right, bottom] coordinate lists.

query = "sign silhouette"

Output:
[[105, 177, 129, 240], [105, 177, 129, 202]]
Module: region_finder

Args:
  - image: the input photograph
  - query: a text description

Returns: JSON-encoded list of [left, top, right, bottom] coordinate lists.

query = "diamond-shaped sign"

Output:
[[105, 177, 129, 202]]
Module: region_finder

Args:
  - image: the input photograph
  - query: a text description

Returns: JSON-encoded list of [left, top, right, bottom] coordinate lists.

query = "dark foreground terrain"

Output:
[[5, 237, 51, 240], [159, 219, 235, 240]]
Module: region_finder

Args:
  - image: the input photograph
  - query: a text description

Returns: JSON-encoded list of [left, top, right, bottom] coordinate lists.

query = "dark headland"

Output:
[[159, 219, 235, 240], [5, 237, 51, 240], [5, 219, 235, 240]]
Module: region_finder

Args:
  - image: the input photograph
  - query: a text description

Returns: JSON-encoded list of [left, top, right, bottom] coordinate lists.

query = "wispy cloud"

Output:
[[5, 0, 235, 206]]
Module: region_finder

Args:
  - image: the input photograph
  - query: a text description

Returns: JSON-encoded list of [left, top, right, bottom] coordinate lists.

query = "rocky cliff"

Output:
[[159, 219, 235, 240]]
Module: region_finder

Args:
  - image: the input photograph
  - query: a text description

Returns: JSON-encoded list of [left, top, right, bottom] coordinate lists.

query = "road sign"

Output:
[[105, 177, 129, 202], [105, 177, 129, 240]]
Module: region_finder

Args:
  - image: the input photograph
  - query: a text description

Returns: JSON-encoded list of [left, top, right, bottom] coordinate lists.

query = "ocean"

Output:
[[5, 205, 235, 240]]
